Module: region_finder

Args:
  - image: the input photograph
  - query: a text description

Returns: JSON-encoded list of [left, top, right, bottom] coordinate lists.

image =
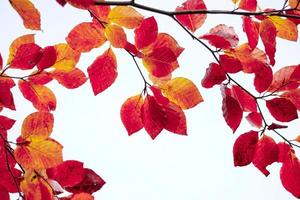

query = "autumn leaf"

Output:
[[201, 62, 226, 88], [175, 0, 207, 32], [162, 77, 203, 109], [268, 65, 300, 92], [108, 6, 144, 29], [28, 71, 53, 85], [238, 0, 257, 11], [277, 142, 294, 163], [71, 193, 94, 200], [134, 17, 158, 49], [10, 43, 43, 70], [267, 123, 288, 130], [9, 0, 41, 30], [0, 116, 15, 131], [233, 131, 258, 166], [254, 65, 273, 93], [200, 24, 239, 49], [120, 95, 144, 135], [163, 101, 187, 135], [142, 47, 178, 77], [280, 155, 300, 198], [87, 48, 117, 95], [0, 53, 2, 69], [219, 54, 242, 73], [246, 112, 262, 128], [53, 43, 81, 71], [47, 160, 85, 187], [18, 80, 57, 111], [0, 186, 9, 200], [65, 0, 94, 9], [231, 85, 257, 112], [253, 135, 278, 176], [222, 89, 243, 133], [66, 22, 106, 52], [89, 5, 110, 24], [65, 168, 105, 194], [269, 16, 298, 41], [0, 77, 16, 110], [259, 19, 276, 66], [242, 16, 259, 49], [37, 46, 57, 70], [105, 24, 127, 48], [7, 34, 35, 64], [266, 98, 298, 122], [52, 68, 87, 89], [281, 89, 300, 110]]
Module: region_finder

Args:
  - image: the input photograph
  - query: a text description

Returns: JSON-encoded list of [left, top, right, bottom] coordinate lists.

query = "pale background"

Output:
[[0, 0, 300, 199]]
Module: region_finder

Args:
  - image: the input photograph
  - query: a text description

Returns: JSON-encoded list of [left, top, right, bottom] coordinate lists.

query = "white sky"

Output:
[[0, 0, 300, 199]]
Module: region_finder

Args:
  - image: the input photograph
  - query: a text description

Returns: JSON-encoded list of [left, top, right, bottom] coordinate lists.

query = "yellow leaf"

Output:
[[162, 77, 203, 109], [52, 43, 81, 71], [108, 6, 144, 29], [105, 24, 127, 48], [269, 16, 298, 41], [15, 138, 63, 170]]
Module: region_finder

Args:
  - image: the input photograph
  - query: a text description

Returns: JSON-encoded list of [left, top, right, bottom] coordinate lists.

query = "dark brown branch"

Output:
[[94, 0, 300, 19]]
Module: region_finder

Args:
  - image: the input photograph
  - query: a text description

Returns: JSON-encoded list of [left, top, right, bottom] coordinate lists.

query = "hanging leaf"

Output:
[[269, 16, 298, 41], [253, 135, 278, 176], [277, 142, 294, 163], [259, 19, 277, 66], [231, 85, 257, 112], [246, 112, 262, 128], [0, 116, 15, 131], [175, 0, 207, 32], [52, 68, 87, 89], [65, 0, 94, 9], [254, 65, 273, 93], [53, 43, 81, 71], [28, 71, 53, 85], [108, 6, 144, 29], [281, 89, 300, 110], [134, 17, 158, 49], [9, 0, 41, 30], [0, 77, 16, 110], [267, 123, 288, 130], [242, 16, 259, 49], [219, 54, 242, 73], [266, 98, 298, 122], [233, 131, 258, 166], [162, 77, 203, 109], [37, 46, 57, 70], [200, 24, 239, 49], [89, 5, 110, 24], [66, 22, 106, 52], [238, 0, 257, 11], [87, 48, 117, 95], [201, 62, 226, 88], [120, 95, 144, 135], [104, 24, 127, 48]]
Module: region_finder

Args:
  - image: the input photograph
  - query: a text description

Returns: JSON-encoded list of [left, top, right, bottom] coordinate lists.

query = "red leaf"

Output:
[[281, 89, 300, 110], [142, 47, 178, 77], [0, 77, 16, 110], [10, 43, 42, 70], [266, 98, 298, 122], [280, 155, 300, 198], [239, 0, 257, 11], [89, 5, 110, 24], [56, 0, 67, 6], [254, 65, 273, 93], [253, 135, 278, 176], [163, 102, 187, 135], [47, 160, 85, 187], [37, 46, 57, 70], [201, 63, 226, 88], [246, 112, 262, 128], [87, 49, 117, 95], [231, 85, 257, 112], [200, 24, 239, 49], [268, 65, 300, 92], [65, 0, 93, 9], [267, 123, 288, 130], [142, 95, 165, 139], [65, 168, 105, 194], [242, 16, 259, 49], [277, 142, 294, 163], [233, 131, 258, 166], [222, 91, 243, 133], [259, 19, 277, 66], [175, 0, 207, 32], [0, 186, 9, 200], [52, 68, 87, 89], [120, 95, 144, 135], [28, 71, 53, 85], [134, 17, 158, 49], [124, 42, 143, 58], [0, 53, 2, 69], [219, 54, 242, 73], [150, 86, 169, 106], [0, 116, 15, 131]]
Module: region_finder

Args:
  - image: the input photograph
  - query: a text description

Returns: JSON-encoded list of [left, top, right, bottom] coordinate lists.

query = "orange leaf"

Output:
[[53, 43, 81, 71], [108, 6, 144, 29], [21, 112, 54, 140], [120, 95, 143, 135], [71, 193, 94, 200], [52, 68, 87, 89], [175, 0, 207, 32], [20, 170, 54, 200], [142, 47, 178, 77], [7, 34, 35, 64], [9, 0, 41, 30], [105, 24, 127, 48], [162, 77, 203, 109], [65, 0, 93, 9], [66, 22, 106, 52], [18, 80, 56, 111], [89, 5, 110, 23], [15, 138, 63, 169], [87, 48, 117, 95], [269, 16, 298, 41], [239, 0, 257, 11]]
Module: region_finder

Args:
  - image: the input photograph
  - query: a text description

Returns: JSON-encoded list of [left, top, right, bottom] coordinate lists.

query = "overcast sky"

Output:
[[1, 0, 300, 199]]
